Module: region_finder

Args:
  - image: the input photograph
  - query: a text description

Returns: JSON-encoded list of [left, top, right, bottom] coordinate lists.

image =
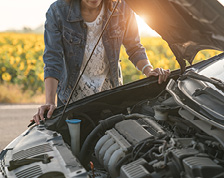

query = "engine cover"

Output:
[[115, 120, 154, 145]]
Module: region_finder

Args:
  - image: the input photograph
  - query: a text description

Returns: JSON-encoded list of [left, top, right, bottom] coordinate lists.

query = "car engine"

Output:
[[81, 92, 224, 178]]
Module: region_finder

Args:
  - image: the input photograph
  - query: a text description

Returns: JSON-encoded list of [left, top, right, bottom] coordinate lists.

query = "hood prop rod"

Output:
[[56, 1, 120, 129]]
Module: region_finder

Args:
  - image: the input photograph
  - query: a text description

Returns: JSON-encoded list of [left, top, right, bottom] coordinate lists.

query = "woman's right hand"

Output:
[[32, 104, 56, 125], [32, 77, 58, 125]]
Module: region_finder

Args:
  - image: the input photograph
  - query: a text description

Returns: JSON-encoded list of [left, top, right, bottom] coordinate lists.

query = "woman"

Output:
[[33, 0, 170, 124]]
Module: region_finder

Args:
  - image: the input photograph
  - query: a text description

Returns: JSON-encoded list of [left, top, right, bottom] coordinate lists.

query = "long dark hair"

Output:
[[65, 0, 115, 11]]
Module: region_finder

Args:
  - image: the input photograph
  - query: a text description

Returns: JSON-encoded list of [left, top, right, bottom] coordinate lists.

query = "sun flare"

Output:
[[135, 14, 159, 37]]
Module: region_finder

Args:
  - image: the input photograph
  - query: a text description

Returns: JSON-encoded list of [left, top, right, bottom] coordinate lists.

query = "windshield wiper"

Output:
[[180, 71, 224, 92]]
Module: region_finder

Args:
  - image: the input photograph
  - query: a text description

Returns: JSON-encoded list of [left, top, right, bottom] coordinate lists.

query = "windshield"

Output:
[[198, 56, 224, 96]]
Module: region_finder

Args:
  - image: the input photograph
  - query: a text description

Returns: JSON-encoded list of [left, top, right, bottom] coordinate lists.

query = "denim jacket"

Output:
[[43, 0, 148, 104]]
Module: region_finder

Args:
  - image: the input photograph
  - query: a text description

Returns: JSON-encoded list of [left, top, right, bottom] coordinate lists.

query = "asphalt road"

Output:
[[0, 104, 40, 151]]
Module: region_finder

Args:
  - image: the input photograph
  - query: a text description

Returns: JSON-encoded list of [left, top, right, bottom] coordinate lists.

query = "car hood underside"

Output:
[[125, 0, 224, 72]]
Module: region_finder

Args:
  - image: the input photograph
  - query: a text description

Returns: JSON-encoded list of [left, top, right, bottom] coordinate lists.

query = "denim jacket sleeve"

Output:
[[43, 5, 63, 81], [122, 8, 148, 66]]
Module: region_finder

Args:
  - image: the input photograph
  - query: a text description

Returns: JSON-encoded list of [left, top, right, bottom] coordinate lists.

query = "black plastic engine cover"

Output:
[[183, 157, 224, 178], [115, 120, 153, 145]]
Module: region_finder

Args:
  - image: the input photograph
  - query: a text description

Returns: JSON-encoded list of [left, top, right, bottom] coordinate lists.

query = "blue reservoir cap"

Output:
[[66, 119, 81, 124]]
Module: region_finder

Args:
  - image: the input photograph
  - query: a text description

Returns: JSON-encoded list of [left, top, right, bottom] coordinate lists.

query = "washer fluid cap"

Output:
[[66, 119, 81, 124]]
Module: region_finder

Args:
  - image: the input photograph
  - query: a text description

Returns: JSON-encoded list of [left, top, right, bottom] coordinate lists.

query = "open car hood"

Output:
[[125, 0, 224, 73]]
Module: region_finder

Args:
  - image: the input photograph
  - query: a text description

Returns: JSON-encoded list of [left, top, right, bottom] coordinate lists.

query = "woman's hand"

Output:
[[31, 77, 58, 125], [32, 104, 56, 125], [145, 67, 170, 84], [136, 60, 171, 84]]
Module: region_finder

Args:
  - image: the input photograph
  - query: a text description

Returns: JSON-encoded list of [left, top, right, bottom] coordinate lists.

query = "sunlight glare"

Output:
[[217, 0, 224, 5], [135, 14, 159, 37]]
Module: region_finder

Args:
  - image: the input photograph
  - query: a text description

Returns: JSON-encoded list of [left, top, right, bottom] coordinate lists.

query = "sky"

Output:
[[0, 0, 158, 36], [0, 0, 55, 31], [0, 0, 224, 36]]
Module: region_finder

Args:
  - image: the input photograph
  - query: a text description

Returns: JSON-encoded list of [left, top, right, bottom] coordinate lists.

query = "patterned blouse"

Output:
[[71, 4, 113, 102]]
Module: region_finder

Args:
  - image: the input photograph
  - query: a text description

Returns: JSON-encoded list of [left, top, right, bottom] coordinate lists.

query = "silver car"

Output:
[[1, 0, 224, 177]]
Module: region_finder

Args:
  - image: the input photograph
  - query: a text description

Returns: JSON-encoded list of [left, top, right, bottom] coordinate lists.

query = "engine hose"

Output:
[[79, 114, 125, 165], [141, 146, 159, 159]]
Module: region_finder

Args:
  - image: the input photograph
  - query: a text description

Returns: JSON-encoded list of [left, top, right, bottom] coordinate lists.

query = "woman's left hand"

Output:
[[136, 60, 171, 84], [145, 68, 170, 84]]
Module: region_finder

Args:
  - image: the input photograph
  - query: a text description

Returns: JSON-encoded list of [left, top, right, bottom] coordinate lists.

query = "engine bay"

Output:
[[1, 75, 224, 178], [77, 90, 224, 178]]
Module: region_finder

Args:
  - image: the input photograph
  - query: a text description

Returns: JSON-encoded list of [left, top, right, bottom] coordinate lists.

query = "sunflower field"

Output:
[[0, 33, 44, 93], [0, 33, 222, 98]]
